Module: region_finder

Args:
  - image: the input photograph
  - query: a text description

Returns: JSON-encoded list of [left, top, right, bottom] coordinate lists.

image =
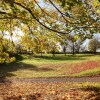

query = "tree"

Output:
[[88, 39, 100, 54], [74, 40, 83, 53], [0, 0, 99, 60], [20, 32, 35, 54], [0, 34, 15, 64], [33, 30, 49, 56], [63, 45, 67, 56]]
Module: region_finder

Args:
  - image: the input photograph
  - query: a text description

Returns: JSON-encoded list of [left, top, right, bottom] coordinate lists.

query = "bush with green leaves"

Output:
[[0, 36, 16, 64], [0, 52, 16, 64]]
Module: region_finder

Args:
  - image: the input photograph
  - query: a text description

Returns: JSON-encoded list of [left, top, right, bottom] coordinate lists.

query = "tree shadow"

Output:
[[76, 54, 95, 58], [15, 54, 25, 61], [33, 55, 86, 61], [0, 62, 54, 79], [81, 86, 100, 99]]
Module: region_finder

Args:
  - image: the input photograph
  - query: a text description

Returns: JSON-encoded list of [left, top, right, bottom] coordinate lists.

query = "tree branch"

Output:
[[14, 2, 74, 34], [48, 0, 81, 24]]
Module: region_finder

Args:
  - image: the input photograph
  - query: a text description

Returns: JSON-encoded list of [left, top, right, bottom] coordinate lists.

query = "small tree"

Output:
[[74, 40, 83, 53], [88, 39, 100, 54]]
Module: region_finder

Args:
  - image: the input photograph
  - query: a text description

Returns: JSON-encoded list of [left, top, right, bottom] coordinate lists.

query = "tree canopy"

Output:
[[0, 0, 100, 63], [0, 0, 99, 34]]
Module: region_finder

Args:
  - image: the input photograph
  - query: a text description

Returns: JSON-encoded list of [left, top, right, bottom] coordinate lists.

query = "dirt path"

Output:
[[2, 76, 100, 83]]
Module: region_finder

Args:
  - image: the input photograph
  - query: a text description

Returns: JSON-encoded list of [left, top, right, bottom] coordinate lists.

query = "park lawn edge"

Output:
[[72, 67, 100, 77]]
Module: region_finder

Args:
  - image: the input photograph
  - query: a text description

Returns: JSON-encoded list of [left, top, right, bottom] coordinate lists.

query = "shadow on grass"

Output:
[[14, 54, 33, 61], [33, 55, 86, 61], [15, 54, 25, 61], [0, 62, 54, 79], [76, 54, 95, 58]]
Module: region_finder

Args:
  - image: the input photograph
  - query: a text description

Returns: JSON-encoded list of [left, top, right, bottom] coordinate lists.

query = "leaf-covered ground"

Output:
[[0, 81, 100, 100], [68, 61, 100, 76]]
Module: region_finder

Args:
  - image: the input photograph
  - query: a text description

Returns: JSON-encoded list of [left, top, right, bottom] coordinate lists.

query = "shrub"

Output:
[[0, 52, 16, 64]]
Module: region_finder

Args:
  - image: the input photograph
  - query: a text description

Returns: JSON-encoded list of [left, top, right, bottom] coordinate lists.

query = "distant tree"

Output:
[[20, 32, 35, 54], [67, 34, 81, 55], [74, 40, 83, 53], [63, 45, 67, 56], [67, 31, 93, 55], [88, 39, 100, 54], [16, 44, 23, 54], [50, 45, 60, 56]]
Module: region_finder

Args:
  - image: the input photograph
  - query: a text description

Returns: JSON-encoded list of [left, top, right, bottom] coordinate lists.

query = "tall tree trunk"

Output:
[[52, 49, 55, 57], [94, 47, 96, 55], [77, 48, 80, 54], [72, 42, 75, 55], [63, 45, 66, 56]]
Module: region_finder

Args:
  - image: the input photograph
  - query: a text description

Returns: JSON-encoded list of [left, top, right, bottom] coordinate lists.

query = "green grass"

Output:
[[72, 67, 100, 76], [0, 54, 100, 78]]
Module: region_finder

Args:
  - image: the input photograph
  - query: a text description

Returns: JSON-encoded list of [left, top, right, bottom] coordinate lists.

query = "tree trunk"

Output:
[[94, 49, 96, 55], [64, 52, 66, 56], [41, 51, 43, 57], [52, 49, 55, 57], [77, 48, 80, 54], [72, 42, 75, 55], [53, 53, 55, 56], [63, 46, 66, 56]]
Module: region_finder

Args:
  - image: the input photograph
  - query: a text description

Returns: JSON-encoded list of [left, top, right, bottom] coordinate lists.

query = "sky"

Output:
[[39, 0, 44, 7], [4, 27, 23, 43]]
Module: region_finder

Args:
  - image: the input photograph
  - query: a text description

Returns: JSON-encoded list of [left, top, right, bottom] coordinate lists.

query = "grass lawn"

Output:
[[0, 54, 100, 78]]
